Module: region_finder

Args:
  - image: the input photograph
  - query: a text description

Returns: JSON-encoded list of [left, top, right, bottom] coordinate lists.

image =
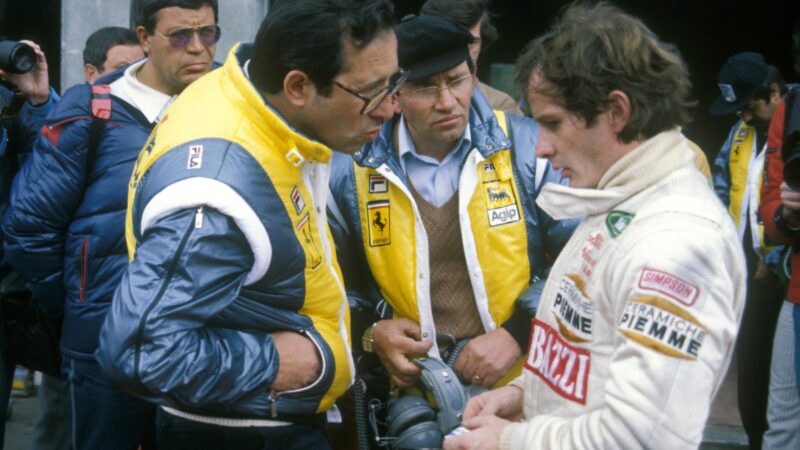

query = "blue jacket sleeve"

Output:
[[1, 89, 73, 315], [11, 88, 60, 164], [712, 123, 736, 207], [96, 207, 281, 415]]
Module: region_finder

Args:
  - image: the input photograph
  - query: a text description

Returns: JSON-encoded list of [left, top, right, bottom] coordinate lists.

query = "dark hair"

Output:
[[515, 1, 694, 143], [83, 27, 139, 72], [420, 0, 498, 52], [751, 65, 788, 102], [250, 0, 394, 96], [137, 0, 218, 33]]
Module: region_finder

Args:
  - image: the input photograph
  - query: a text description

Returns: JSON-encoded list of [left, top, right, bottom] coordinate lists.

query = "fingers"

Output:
[[373, 319, 433, 387]]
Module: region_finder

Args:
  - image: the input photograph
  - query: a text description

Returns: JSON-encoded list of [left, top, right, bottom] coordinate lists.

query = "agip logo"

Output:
[[483, 180, 520, 227]]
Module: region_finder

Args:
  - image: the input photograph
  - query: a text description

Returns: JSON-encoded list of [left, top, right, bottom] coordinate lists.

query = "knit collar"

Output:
[[536, 128, 693, 220]]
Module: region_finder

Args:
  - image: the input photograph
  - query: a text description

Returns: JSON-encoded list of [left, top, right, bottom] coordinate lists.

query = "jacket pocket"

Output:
[[79, 238, 88, 303]]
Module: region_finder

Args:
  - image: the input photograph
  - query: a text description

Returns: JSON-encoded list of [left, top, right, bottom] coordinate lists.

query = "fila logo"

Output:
[[525, 319, 591, 405], [369, 175, 388, 193], [290, 187, 305, 215], [483, 163, 496, 173], [187, 145, 203, 170]]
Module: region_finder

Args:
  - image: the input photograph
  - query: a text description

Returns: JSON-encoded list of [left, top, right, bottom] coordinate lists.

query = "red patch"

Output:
[[637, 268, 700, 306], [525, 319, 591, 405]]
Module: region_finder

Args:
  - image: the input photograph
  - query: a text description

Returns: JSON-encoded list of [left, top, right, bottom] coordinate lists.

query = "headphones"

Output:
[[384, 358, 468, 450]]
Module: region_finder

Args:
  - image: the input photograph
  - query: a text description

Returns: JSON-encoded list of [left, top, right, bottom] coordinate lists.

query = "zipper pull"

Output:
[[270, 391, 278, 418], [195, 207, 204, 229]]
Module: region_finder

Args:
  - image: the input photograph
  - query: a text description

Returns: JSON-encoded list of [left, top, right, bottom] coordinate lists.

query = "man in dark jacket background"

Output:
[[1, 1, 218, 448]]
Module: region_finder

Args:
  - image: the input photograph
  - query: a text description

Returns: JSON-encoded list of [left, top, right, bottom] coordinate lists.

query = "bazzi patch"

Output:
[[605, 210, 634, 238]]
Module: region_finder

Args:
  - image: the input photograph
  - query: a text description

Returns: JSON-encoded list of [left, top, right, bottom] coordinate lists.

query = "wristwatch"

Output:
[[362, 322, 379, 353]]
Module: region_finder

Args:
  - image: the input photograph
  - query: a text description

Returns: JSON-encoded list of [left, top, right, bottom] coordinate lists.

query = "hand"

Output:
[[0, 40, 50, 105], [443, 415, 511, 450], [780, 182, 800, 228], [753, 260, 777, 285], [453, 328, 521, 387], [271, 331, 321, 392], [462, 385, 524, 421], [372, 318, 432, 387]]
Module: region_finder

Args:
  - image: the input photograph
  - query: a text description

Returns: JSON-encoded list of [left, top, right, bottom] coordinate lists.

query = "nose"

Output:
[[185, 31, 205, 54], [433, 86, 457, 110], [535, 133, 554, 158], [368, 95, 396, 121]]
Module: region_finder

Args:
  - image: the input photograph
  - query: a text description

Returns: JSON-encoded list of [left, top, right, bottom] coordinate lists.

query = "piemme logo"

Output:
[[638, 268, 699, 306], [618, 296, 707, 360], [552, 274, 593, 343], [525, 319, 590, 405]]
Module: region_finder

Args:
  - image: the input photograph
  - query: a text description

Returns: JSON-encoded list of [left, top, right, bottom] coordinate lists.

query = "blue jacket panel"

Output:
[[2, 71, 152, 359]]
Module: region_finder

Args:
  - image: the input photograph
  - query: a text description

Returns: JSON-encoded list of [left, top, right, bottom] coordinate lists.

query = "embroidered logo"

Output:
[[369, 175, 388, 193], [618, 296, 707, 360], [187, 145, 203, 170], [719, 83, 736, 103], [483, 180, 520, 227], [296, 214, 322, 269], [605, 210, 634, 238], [637, 268, 700, 307], [552, 274, 593, 343], [483, 162, 496, 174], [525, 319, 591, 405], [290, 187, 305, 215], [367, 201, 390, 247]]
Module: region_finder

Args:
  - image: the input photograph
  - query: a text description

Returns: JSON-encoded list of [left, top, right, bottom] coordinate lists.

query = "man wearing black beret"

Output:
[[329, 15, 575, 394]]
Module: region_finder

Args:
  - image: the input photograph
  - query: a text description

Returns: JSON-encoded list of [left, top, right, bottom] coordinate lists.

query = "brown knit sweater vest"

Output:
[[409, 184, 484, 339]]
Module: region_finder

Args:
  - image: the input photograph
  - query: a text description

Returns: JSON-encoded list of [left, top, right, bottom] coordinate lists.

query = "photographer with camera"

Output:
[[0, 38, 58, 448], [760, 92, 800, 449]]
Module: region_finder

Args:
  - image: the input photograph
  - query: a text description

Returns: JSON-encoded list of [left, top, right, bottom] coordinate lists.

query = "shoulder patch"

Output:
[[618, 296, 707, 360], [605, 210, 634, 238], [637, 268, 700, 306]]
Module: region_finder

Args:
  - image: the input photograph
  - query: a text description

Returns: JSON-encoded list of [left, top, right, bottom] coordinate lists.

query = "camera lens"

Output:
[[0, 41, 36, 74]]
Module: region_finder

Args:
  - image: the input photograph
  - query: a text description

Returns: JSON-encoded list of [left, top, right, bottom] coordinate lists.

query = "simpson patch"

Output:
[[637, 268, 700, 307], [618, 296, 707, 360]]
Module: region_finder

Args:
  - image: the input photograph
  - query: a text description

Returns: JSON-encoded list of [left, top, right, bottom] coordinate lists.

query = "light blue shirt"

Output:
[[397, 115, 472, 207]]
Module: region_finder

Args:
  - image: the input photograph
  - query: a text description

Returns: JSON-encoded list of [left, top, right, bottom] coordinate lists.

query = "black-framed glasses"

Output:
[[332, 69, 408, 115], [155, 25, 221, 50]]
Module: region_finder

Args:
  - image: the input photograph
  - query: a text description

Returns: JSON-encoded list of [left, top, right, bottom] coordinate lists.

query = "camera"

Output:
[[0, 40, 35, 74]]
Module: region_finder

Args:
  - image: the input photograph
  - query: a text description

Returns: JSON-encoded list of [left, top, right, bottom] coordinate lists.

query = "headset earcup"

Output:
[[386, 396, 436, 438], [392, 421, 443, 450]]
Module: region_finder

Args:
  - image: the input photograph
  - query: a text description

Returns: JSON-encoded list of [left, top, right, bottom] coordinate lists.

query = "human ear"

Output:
[[283, 70, 314, 108], [84, 64, 99, 83], [607, 90, 632, 134], [136, 26, 151, 54]]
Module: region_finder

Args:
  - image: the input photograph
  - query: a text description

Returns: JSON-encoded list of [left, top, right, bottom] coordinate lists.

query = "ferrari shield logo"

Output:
[[367, 200, 390, 247]]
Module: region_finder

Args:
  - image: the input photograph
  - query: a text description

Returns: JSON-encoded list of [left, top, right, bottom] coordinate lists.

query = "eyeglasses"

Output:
[[331, 69, 408, 115], [398, 74, 473, 103], [155, 25, 221, 50]]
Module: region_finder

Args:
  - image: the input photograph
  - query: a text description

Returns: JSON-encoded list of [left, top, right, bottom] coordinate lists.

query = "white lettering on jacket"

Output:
[[525, 319, 591, 404]]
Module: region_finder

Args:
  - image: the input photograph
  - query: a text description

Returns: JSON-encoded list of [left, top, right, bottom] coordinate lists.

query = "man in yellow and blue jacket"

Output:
[[710, 51, 790, 450], [95, 1, 404, 448], [328, 15, 575, 391]]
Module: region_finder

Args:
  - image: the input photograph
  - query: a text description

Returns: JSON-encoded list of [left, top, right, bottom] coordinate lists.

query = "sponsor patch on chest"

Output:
[[366, 200, 390, 247], [618, 296, 707, 360], [187, 145, 203, 170], [551, 274, 593, 343], [483, 180, 520, 227], [605, 210, 634, 238], [369, 175, 388, 193], [637, 268, 699, 306], [290, 187, 305, 215], [296, 213, 322, 269], [525, 319, 591, 405]]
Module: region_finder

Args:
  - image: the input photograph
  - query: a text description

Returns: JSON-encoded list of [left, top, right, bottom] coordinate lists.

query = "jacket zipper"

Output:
[[79, 238, 88, 303], [133, 211, 198, 383], [269, 329, 327, 418]]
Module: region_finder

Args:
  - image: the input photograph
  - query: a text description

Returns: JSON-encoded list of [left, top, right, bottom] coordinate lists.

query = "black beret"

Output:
[[395, 15, 475, 81]]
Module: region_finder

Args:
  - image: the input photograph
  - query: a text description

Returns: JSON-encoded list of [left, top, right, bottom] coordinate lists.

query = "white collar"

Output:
[[397, 115, 471, 163], [109, 59, 175, 123]]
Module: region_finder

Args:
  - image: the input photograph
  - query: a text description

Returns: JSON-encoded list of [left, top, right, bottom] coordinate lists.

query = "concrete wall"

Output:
[[61, 0, 268, 91]]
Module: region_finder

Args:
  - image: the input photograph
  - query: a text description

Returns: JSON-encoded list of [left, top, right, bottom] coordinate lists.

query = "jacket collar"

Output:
[[353, 86, 512, 169], [226, 43, 333, 165]]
